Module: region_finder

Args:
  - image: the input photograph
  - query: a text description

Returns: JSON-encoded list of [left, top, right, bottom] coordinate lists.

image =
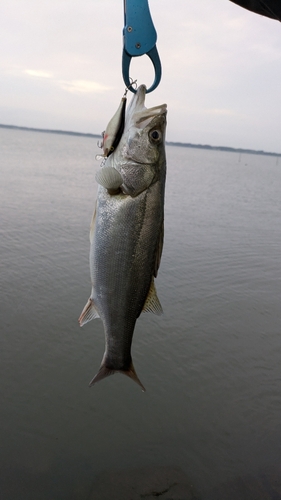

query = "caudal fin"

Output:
[[89, 360, 145, 392]]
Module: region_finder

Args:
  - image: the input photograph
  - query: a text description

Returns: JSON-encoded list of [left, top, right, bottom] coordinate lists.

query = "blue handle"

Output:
[[123, 0, 157, 56], [122, 0, 162, 93]]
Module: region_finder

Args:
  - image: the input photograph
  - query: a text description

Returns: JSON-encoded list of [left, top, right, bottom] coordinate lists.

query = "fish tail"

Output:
[[89, 360, 146, 392]]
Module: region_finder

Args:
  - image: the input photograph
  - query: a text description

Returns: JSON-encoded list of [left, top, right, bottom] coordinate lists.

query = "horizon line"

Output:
[[0, 123, 280, 157]]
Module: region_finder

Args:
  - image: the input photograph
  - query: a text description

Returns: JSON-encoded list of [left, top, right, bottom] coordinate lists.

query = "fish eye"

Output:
[[149, 129, 161, 142]]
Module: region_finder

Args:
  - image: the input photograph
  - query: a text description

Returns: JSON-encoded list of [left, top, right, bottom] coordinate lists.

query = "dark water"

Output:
[[1, 127, 281, 499]]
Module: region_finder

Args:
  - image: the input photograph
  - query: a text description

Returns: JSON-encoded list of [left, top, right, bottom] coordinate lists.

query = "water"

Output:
[[1, 127, 281, 499]]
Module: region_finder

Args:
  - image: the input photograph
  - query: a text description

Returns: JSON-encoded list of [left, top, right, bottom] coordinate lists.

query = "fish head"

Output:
[[126, 110, 167, 167], [124, 84, 167, 165], [105, 85, 167, 196]]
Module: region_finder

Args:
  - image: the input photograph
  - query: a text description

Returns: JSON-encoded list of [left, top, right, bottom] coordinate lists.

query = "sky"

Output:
[[1, 0, 281, 152]]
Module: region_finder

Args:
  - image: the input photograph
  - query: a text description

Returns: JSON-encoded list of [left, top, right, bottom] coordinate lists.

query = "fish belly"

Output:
[[90, 183, 163, 366]]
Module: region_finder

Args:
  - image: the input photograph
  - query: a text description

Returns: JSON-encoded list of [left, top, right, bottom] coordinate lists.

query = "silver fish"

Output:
[[79, 85, 167, 391]]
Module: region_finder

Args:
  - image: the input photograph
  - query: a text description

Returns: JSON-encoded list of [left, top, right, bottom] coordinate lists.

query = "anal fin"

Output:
[[142, 278, 163, 315], [79, 298, 100, 326]]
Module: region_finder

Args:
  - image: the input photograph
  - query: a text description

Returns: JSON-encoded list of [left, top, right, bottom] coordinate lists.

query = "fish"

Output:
[[79, 84, 167, 391]]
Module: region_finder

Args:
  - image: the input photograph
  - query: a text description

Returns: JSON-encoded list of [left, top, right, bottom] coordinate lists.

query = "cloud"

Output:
[[58, 79, 112, 93], [24, 70, 53, 78], [22, 71, 112, 95]]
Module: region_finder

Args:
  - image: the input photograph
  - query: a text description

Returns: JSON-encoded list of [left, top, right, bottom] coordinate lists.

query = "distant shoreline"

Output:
[[165, 141, 281, 157], [0, 123, 100, 139], [1, 123, 280, 157]]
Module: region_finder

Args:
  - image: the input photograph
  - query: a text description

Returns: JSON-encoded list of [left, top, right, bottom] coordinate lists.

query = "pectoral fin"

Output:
[[95, 166, 123, 195], [142, 278, 163, 315], [79, 298, 100, 326]]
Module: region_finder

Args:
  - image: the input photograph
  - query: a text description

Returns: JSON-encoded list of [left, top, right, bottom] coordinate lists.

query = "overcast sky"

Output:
[[1, 0, 281, 152]]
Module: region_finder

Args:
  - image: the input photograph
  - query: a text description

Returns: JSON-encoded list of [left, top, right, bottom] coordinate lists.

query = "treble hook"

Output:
[[123, 78, 138, 97], [122, 0, 162, 94]]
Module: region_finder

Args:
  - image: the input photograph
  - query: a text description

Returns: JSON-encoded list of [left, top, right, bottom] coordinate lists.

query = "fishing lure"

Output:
[[97, 80, 137, 158]]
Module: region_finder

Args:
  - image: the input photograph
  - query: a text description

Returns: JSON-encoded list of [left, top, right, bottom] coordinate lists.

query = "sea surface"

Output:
[[1, 127, 281, 499]]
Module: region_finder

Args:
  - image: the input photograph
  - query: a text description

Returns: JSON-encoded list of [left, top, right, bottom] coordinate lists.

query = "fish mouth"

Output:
[[128, 84, 147, 111], [126, 84, 167, 130]]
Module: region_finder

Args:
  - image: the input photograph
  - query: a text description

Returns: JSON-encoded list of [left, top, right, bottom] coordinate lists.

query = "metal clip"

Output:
[[122, 0, 162, 93]]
